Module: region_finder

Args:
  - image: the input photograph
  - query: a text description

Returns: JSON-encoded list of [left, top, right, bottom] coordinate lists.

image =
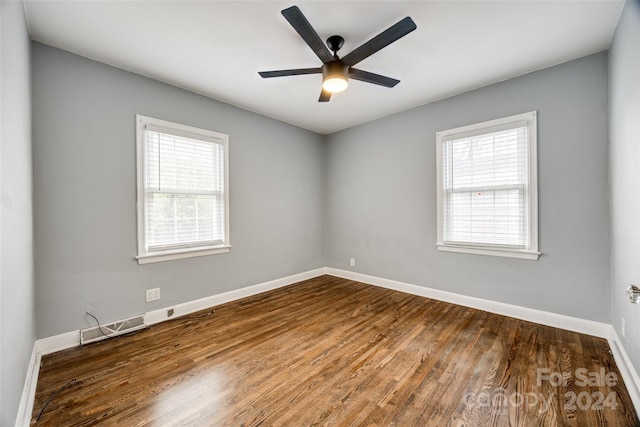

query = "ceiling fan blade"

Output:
[[318, 89, 332, 102], [281, 6, 334, 64], [349, 69, 400, 88], [259, 68, 322, 78], [341, 17, 417, 66]]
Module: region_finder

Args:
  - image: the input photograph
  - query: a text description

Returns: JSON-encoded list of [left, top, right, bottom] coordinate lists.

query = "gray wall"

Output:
[[32, 44, 325, 338], [609, 0, 640, 376], [326, 52, 610, 322], [16, 3, 640, 420], [1, 1, 36, 425], [30, 16, 623, 340]]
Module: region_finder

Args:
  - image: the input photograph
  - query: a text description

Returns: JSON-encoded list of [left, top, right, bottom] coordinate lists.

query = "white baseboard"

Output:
[[14, 343, 41, 427], [34, 268, 327, 356], [145, 268, 326, 325], [607, 327, 640, 415], [327, 268, 611, 337], [18, 267, 640, 423], [327, 267, 639, 416], [35, 330, 80, 356], [18, 268, 326, 425]]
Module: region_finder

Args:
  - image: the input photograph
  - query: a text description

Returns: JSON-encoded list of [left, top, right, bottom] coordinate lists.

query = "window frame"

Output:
[[435, 111, 539, 260], [135, 115, 230, 264]]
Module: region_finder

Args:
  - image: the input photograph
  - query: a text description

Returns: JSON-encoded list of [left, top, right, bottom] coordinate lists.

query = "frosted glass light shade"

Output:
[[322, 76, 348, 93]]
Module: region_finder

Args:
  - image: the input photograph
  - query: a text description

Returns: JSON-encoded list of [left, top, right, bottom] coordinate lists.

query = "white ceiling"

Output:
[[24, 0, 624, 134]]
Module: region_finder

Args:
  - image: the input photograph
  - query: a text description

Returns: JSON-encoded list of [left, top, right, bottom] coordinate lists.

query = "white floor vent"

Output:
[[80, 314, 146, 345]]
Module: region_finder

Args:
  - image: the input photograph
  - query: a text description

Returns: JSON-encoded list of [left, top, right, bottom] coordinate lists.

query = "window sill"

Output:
[[137, 245, 231, 264], [436, 244, 540, 260]]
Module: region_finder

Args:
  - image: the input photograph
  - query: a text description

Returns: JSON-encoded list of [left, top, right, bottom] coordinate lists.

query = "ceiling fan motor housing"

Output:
[[322, 61, 349, 79]]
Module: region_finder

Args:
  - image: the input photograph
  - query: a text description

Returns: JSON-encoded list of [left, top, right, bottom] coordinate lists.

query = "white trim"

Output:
[[33, 268, 327, 354], [145, 268, 326, 325], [606, 327, 640, 416], [436, 111, 539, 259], [135, 114, 231, 264], [34, 330, 80, 356], [14, 344, 40, 427], [136, 245, 231, 264], [19, 268, 326, 424], [436, 244, 540, 260], [21, 267, 640, 421], [326, 268, 639, 417], [326, 268, 610, 337]]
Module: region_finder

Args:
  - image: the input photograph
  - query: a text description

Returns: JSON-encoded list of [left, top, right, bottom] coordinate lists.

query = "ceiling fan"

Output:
[[258, 6, 417, 102]]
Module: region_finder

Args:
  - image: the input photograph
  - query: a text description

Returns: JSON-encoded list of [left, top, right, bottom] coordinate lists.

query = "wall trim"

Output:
[[19, 267, 640, 422], [14, 343, 41, 427], [18, 268, 326, 425], [34, 330, 80, 356], [327, 267, 639, 416], [327, 268, 611, 337], [144, 268, 326, 325], [607, 327, 640, 415], [34, 268, 327, 356]]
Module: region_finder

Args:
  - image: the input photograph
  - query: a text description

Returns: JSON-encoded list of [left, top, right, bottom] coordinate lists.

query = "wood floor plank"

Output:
[[31, 275, 639, 426]]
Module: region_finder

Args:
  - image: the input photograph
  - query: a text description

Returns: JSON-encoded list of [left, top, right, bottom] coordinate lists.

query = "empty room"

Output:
[[1, 0, 640, 425]]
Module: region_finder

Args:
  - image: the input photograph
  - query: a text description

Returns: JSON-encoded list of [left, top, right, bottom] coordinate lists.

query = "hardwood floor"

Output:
[[32, 275, 639, 426]]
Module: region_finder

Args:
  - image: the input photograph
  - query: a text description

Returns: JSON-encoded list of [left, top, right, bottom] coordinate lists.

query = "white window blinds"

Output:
[[442, 125, 528, 247], [436, 111, 538, 260], [136, 115, 229, 263], [144, 128, 225, 249]]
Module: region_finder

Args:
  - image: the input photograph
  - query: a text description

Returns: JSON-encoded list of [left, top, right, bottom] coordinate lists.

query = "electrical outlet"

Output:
[[146, 288, 160, 302], [621, 317, 626, 338], [167, 308, 174, 317], [350, 258, 356, 267]]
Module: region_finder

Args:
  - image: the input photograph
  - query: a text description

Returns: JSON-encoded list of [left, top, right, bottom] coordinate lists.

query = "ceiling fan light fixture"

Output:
[[258, 6, 417, 101], [322, 61, 349, 93]]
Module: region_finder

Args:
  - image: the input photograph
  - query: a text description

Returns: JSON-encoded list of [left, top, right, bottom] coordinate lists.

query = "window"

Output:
[[436, 111, 539, 260], [136, 115, 230, 264]]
